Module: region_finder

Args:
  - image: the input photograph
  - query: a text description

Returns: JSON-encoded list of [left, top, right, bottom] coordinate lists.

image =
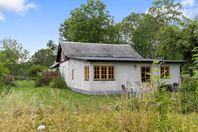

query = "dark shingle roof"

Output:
[[60, 40, 142, 58]]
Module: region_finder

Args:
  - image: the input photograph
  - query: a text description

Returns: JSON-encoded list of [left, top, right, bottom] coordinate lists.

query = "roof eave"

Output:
[[69, 56, 186, 64]]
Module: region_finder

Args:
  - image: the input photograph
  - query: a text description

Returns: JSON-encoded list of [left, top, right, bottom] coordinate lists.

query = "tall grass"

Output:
[[0, 83, 197, 132]]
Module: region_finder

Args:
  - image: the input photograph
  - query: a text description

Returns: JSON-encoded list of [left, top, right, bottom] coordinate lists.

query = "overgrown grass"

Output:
[[6, 81, 119, 111], [0, 81, 197, 131]]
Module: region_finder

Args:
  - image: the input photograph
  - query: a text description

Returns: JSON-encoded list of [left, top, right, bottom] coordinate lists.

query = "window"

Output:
[[101, 66, 107, 79], [94, 66, 100, 80], [94, 65, 115, 80], [72, 69, 74, 80], [141, 66, 151, 82], [161, 66, 170, 79], [108, 66, 114, 79], [84, 65, 89, 81]]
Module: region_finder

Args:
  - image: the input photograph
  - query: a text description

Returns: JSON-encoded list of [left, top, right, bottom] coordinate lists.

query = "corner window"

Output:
[[84, 65, 89, 81], [161, 66, 170, 79], [141, 66, 151, 82], [94, 65, 115, 80]]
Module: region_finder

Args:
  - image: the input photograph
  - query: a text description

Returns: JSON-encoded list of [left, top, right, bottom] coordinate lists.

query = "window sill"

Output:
[[94, 79, 115, 81], [160, 77, 171, 79]]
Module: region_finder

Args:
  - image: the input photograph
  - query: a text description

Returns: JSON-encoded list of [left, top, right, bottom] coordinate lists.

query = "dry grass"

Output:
[[0, 81, 197, 132]]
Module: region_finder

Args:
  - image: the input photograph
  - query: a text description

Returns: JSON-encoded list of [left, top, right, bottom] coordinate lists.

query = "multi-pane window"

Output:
[[84, 65, 89, 81], [94, 66, 100, 79], [141, 66, 151, 82], [94, 65, 115, 80], [108, 66, 114, 79], [101, 66, 107, 79], [161, 66, 170, 78]]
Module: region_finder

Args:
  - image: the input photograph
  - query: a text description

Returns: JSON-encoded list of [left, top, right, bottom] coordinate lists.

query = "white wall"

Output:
[[59, 59, 91, 92], [59, 60, 182, 94], [89, 62, 136, 93], [157, 64, 181, 84]]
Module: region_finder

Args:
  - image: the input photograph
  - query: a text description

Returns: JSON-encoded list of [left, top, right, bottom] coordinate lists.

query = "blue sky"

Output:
[[0, 0, 197, 54]]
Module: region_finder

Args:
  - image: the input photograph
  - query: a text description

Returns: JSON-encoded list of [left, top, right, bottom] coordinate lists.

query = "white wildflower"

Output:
[[37, 125, 46, 130]]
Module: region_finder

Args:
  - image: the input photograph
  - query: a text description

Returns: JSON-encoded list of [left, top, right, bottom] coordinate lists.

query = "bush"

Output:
[[28, 65, 46, 80], [180, 76, 197, 92], [51, 74, 67, 89], [180, 92, 198, 113], [35, 74, 50, 87], [35, 72, 58, 87]]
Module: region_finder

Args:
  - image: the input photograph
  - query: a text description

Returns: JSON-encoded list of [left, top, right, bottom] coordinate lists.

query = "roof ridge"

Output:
[[62, 41, 130, 46]]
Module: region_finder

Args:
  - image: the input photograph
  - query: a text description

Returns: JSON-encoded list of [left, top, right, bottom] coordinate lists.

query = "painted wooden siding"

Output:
[[59, 59, 182, 94]]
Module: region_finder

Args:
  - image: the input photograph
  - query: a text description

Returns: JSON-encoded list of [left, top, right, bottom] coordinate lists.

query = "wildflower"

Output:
[[37, 125, 46, 130]]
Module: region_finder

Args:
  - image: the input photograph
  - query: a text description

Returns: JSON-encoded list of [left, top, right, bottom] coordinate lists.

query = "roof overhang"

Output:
[[49, 62, 60, 69], [69, 56, 186, 64]]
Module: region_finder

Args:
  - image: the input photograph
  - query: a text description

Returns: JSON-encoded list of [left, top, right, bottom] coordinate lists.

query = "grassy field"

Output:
[[0, 81, 197, 131], [6, 81, 119, 111]]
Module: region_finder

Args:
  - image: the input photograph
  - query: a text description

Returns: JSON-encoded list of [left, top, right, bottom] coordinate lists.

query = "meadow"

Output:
[[0, 81, 197, 132]]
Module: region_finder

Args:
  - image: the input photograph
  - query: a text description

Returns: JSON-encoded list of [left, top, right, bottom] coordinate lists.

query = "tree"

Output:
[[192, 47, 198, 87], [156, 18, 198, 62], [59, 0, 120, 43], [0, 38, 29, 77], [120, 13, 162, 58], [131, 14, 162, 58], [148, 0, 183, 25], [182, 18, 198, 63], [47, 40, 57, 53], [31, 40, 57, 67], [156, 25, 185, 59], [28, 64, 46, 78], [0, 52, 8, 84], [120, 13, 145, 43], [1, 38, 29, 63]]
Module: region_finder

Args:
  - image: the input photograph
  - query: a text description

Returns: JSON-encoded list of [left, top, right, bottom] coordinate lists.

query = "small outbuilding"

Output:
[[53, 39, 185, 95]]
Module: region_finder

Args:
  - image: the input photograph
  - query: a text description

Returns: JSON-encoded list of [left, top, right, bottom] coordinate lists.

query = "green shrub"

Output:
[[51, 74, 67, 89], [180, 76, 197, 92], [35, 73, 52, 87], [28, 65, 46, 79], [35, 71, 59, 87], [180, 92, 198, 113]]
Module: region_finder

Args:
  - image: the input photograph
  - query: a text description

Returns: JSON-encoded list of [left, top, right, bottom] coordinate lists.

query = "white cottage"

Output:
[[53, 39, 185, 95]]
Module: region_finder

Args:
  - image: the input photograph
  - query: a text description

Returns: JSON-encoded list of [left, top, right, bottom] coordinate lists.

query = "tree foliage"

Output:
[[156, 18, 198, 62], [1, 38, 29, 63], [148, 0, 182, 25], [31, 40, 57, 67], [0, 38, 29, 77], [118, 0, 197, 62], [0, 52, 8, 84], [28, 64, 46, 78], [131, 14, 162, 58], [120, 13, 145, 44], [59, 0, 122, 43]]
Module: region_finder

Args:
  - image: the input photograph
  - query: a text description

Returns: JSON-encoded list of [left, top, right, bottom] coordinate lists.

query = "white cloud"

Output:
[[180, 0, 198, 19], [0, 0, 36, 22]]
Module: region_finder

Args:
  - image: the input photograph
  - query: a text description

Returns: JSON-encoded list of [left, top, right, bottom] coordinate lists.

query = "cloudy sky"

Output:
[[0, 0, 197, 54]]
